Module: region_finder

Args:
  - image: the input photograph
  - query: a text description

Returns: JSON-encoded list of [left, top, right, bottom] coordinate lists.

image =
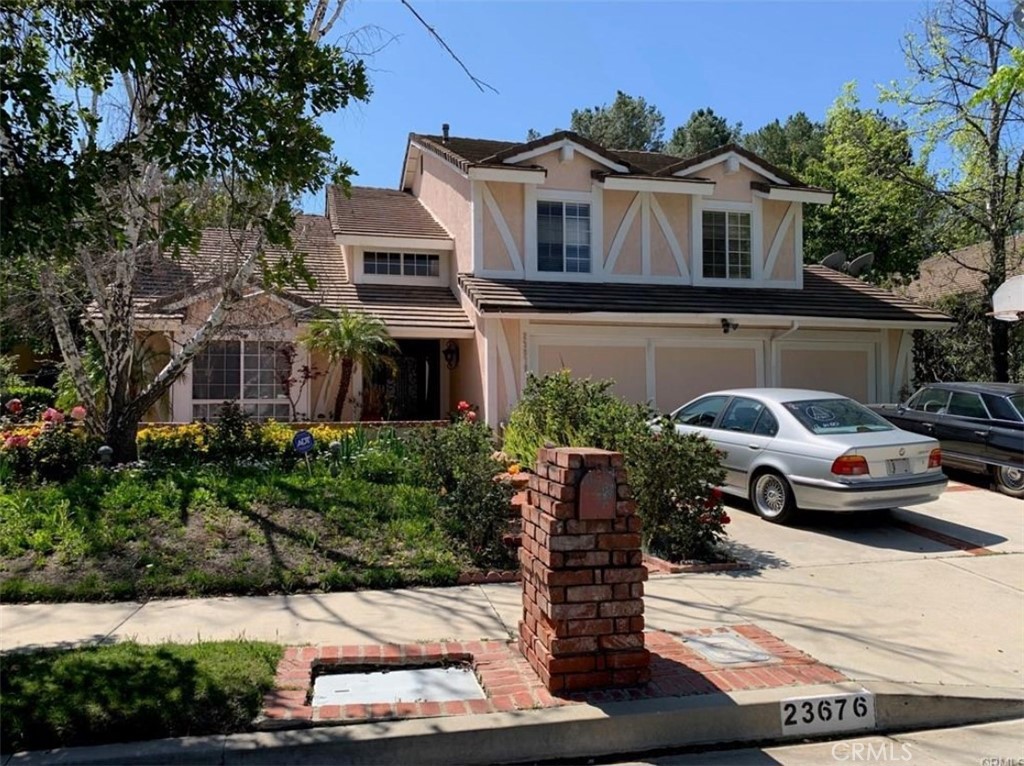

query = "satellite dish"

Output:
[[821, 251, 846, 270], [989, 274, 1024, 322], [846, 252, 874, 277]]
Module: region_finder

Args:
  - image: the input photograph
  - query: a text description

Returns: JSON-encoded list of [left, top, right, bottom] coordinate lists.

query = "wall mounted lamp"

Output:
[[443, 340, 460, 370]]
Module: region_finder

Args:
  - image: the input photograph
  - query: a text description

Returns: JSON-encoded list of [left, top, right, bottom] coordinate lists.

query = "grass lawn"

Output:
[[0, 463, 464, 602], [0, 640, 282, 753]]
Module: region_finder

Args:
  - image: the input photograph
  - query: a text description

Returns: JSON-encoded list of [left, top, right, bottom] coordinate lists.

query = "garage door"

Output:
[[778, 343, 875, 402], [654, 345, 759, 412], [535, 343, 647, 403]]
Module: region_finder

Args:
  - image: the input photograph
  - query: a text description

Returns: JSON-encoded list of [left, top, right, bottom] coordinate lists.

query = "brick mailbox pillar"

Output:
[[518, 447, 650, 693]]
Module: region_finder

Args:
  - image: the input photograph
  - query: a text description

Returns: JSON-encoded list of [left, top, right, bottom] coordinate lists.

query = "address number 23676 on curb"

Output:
[[780, 692, 876, 736]]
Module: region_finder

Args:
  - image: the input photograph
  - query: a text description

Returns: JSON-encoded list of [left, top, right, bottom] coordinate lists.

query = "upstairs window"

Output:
[[538, 201, 591, 273], [364, 252, 439, 277], [702, 210, 751, 279]]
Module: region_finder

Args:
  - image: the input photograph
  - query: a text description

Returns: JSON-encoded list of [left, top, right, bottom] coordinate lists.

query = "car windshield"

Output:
[[1010, 394, 1024, 419], [783, 398, 894, 435]]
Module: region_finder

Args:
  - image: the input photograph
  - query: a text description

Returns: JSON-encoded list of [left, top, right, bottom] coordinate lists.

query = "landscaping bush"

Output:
[[1, 385, 55, 415], [412, 411, 516, 570], [502, 370, 650, 467], [1, 640, 282, 753], [503, 371, 729, 562], [1, 406, 96, 483]]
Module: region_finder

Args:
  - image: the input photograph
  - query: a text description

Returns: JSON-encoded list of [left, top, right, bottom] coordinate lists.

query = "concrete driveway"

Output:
[[636, 480, 1023, 692]]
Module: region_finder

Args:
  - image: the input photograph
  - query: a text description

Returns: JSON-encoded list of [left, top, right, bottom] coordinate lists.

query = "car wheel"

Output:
[[750, 471, 797, 524], [994, 466, 1024, 499]]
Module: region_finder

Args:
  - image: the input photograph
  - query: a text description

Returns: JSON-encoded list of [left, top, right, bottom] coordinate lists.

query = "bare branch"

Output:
[[399, 0, 498, 94]]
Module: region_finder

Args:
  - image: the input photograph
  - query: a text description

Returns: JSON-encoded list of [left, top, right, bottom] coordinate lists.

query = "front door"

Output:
[[367, 339, 440, 421]]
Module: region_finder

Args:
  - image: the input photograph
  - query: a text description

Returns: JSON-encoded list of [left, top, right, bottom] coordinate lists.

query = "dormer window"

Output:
[[702, 210, 751, 279], [538, 201, 591, 273]]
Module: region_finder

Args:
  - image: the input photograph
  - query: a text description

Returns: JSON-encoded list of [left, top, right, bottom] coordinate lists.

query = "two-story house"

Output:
[[140, 128, 951, 424]]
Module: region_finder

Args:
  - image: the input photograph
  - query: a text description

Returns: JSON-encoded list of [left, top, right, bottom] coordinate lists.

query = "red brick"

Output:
[[566, 519, 614, 534], [319, 646, 341, 660], [442, 700, 468, 715], [419, 701, 443, 717], [600, 601, 644, 618], [598, 533, 642, 550], [602, 568, 646, 583], [550, 636, 598, 654], [563, 671, 613, 690], [553, 451, 583, 469], [548, 655, 597, 674], [627, 516, 642, 532], [566, 584, 613, 602], [298, 646, 318, 660], [395, 702, 419, 717], [616, 483, 633, 500], [564, 618, 614, 637], [550, 602, 599, 620], [630, 616, 645, 632], [612, 584, 631, 600], [544, 569, 594, 586], [616, 500, 637, 516], [599, 633, 644, 650], [564, 551, 610, 567], [491, 694, 517, 712], [581, 452, 613, 468], [343, 703, 370, 719], [467, 698, 493, 715], [605, 650, 650, 669], [318, 704, 342, 719]]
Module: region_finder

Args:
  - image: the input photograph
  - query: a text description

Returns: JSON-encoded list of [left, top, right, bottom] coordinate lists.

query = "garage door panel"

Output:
[[654, 346, 757, 412], [779, 347, 871, 402], [537, 344, 648, 403]]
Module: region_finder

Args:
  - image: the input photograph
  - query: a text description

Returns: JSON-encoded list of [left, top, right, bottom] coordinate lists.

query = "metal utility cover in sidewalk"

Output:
[[312, 666, 485, 706], [682, 631, 773, 665]]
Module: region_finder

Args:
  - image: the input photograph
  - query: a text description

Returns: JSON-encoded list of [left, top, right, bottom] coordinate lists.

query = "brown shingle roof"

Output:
[[905, 235, 1024, 303], [134, 214, 471, 332], [326, 186, 450, 241], [458, 265, 950, 325]]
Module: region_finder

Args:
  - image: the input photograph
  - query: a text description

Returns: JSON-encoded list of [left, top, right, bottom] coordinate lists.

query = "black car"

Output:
[[870, 382, 1024, 498]]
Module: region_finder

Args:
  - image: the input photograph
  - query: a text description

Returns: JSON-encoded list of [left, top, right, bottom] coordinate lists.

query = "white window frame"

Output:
[[691, 198, 764, 287], [524, 187, 605, 282], [536, 198, 593, 275], [701, 208, 753, 281], [190, 339, 308, 422], [355, 248, 447, 286]]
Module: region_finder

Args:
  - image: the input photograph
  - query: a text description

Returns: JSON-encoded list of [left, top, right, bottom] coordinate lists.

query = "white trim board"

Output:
[[501, 138, 629, 173], [673, 151, 789, 186]]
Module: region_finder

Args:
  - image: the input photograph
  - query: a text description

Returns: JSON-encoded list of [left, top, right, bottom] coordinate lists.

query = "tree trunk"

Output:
[[988, 229, 1009, 382], [105, 414, 140, 463], [333, 358, 354, 421]]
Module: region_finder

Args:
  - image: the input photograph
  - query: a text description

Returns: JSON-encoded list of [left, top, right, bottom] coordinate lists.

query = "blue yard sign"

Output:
[[293, 430, 315, 454]]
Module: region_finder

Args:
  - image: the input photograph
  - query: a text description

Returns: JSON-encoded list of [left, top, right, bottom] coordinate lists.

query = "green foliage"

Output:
[[0, 640, 282, 753], [503, 372, 729, 562], [0, 355, 19, 387], [502, 371, 650, 467], [743, 112, 825, 176], [29, 423, 96, 483], [0, 461, 460, 602], [666, 107, 742, 157], [0, 385, 54, 412], [411, 418, 516, 569], [629, 420, 729, 561], [803, 84, 938, 282], [206, 402, 274, 465], [913, 292, 1024, 385], [570, 90, 666, 151]]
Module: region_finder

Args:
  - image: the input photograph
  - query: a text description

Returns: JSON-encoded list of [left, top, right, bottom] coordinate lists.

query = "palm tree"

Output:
[[300, 309, 398, 421]]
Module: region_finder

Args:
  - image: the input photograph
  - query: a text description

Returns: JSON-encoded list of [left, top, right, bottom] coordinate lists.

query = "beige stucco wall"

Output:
[[140, 332, 171, 422], [413, 151, 472, 273], [780, 347, 870, 402], [184, 294, 297, 331], [699, 163, 768, 204], [612, 214, 642, 275], [485, 181, 524, 273], [761, 199, 797, 281], [654, 346, 758, 413], [602, 190, 634, 270], [449, 334, 484, 415], [529, 151, 603, 192], [650, 211, 679, 276], [536, 344, 647, 403]]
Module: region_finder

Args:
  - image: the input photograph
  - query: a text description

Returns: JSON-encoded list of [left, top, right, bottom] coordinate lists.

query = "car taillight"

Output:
[[928, 448, 942, 469], [831, 455, 869, 476]]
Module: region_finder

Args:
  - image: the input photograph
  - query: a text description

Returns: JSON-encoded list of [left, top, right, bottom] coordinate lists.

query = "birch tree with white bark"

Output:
[[1, 0, 368, 459]]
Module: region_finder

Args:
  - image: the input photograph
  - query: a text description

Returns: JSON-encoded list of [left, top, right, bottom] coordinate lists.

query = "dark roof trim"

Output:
[[478, 130, 640, 172], [751, 180, 834, 195]]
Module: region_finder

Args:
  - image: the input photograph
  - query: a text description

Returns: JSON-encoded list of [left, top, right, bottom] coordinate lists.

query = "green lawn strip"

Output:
[[0, 464, 465, 602], [0, 640, 283, 754]]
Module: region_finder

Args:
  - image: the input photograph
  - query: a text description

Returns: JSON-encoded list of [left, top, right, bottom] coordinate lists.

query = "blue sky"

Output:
[[308, 0, 932, 212]]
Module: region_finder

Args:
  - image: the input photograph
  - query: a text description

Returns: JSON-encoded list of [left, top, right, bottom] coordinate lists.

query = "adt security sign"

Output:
[[293, 430, 315, 454]]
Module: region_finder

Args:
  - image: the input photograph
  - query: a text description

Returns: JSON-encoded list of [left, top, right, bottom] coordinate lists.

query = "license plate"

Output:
[[886, 458, 911, 475], [780, 692, 876, 736]]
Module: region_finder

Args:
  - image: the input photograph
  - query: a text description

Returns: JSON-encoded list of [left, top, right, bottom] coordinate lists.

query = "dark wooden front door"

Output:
[[367, 339, 440, 421]]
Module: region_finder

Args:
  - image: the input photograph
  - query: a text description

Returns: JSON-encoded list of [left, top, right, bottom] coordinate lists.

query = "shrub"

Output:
[[1, 409, 95, 483], [411, 414, 516, 569], [502, 370, 650, 467], [138, 423, 208, 464], [1, 385, 55, 415], [504, 371, 730, 562]]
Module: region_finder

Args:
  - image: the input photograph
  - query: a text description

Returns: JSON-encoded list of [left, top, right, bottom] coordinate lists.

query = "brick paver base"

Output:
[[260, 624, 846, 728]]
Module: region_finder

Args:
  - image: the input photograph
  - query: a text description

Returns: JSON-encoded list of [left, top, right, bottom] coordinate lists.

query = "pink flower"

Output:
[[70, 405, 87, 421], [721, 514, 731, 525], [457, 400, 471, 412], [42, 407, 64, 424], [3, 435, 29, 449], [466, 410, 478, 422], [5, 399, 22, 415]]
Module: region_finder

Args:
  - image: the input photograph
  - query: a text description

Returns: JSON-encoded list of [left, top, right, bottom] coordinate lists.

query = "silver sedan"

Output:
[[667, 388, 947, 523]]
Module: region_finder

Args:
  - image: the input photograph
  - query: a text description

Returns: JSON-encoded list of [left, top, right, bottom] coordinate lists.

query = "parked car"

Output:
[[664, 388, 947, 524], [869, 382, 1024, 498]]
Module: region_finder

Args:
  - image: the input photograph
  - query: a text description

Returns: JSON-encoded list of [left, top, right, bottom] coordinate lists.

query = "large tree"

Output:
[[803, 85, 939, 282], [1, 0, 368, 459], [743, 112, 825, 177], [665, 107, 741, 157], [882, 0, 1023, 381], [570, 91, 666, 151]]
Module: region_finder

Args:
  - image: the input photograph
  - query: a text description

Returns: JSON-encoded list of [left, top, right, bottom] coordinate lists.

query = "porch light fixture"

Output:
[[721, 318, 739, 334], [443, 340, 460, 370]]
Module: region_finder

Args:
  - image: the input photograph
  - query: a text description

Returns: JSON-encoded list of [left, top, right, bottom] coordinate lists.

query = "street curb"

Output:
[[8, 682, 1023, 765]]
